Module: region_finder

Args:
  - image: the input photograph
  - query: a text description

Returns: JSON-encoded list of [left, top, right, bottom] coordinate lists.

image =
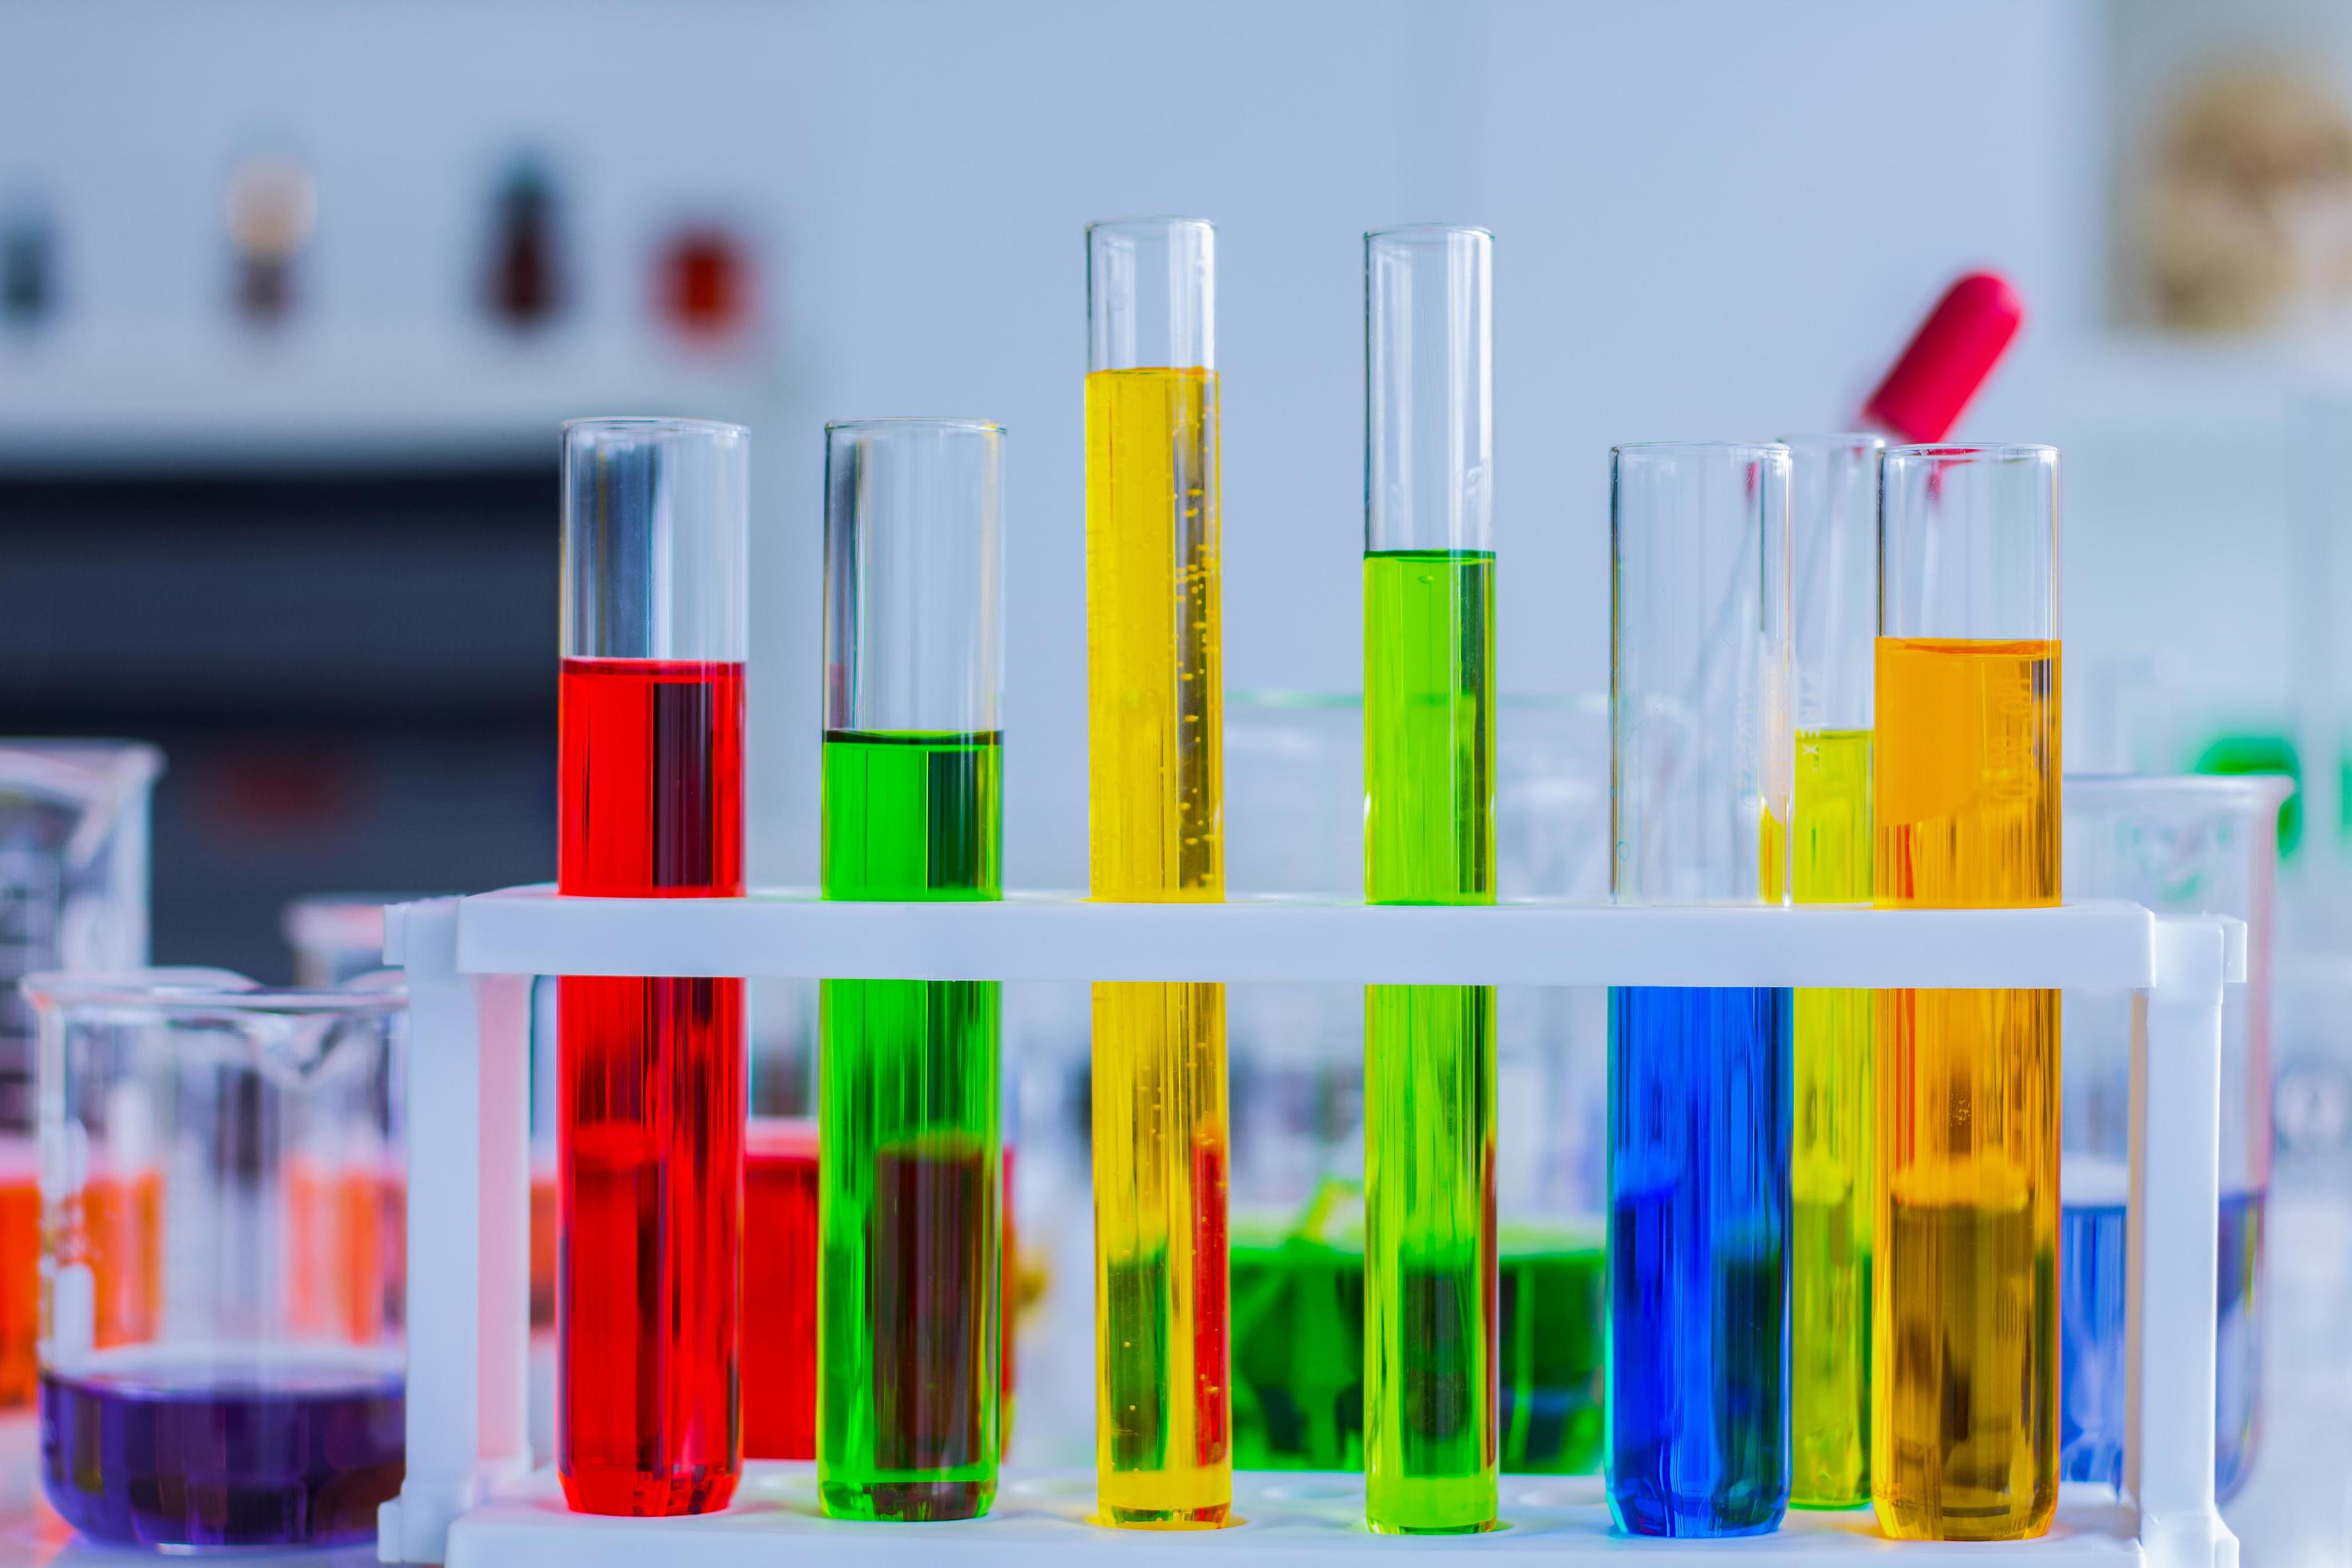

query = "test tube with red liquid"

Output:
[[557, 417, 748, 1517]]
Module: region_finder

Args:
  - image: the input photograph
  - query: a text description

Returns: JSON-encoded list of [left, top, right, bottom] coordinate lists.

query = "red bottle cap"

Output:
[[1862, 270, 2024, 444]]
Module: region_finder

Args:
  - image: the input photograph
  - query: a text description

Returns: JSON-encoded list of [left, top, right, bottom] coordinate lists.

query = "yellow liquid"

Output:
[[1790, 728, 1873, 1508], [1871, 638, 2060, 1542], [1086, 366, 1231, 1527]]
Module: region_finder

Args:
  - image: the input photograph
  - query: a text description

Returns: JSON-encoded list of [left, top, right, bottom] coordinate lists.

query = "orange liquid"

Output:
[[286, 1155, 406, 1344], [531, 1158, 558, 1330], [1871, 637, 2060, 1542], [49, 1167, 166, 1350]]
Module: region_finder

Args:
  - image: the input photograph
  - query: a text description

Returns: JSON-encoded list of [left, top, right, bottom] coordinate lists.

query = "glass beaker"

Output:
[[1221, 694, 1613, 1483], [24, 969, 404, 1550], [0, 740, 161, 1410], [1223, 694, 1365, 1478], [2058, 774, 2290, 1502]]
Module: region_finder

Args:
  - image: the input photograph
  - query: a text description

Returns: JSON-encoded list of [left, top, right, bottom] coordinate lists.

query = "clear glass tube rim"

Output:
[[1885, 440, 2058, 466], [1778, 430, 1888, 454], [1085, 214, 1217, 239], [21, 967, 407, 1014], [1365, 222, 1495, 244], [824, 417, 1005, 436], [1612, 439, 1791, 462], [2066, 771, 2296, 811], [562, 414, 749, 442]]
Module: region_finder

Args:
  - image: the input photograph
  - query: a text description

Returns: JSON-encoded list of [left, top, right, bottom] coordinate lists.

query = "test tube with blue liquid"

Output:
[[1606, 442, 1794, 1538]]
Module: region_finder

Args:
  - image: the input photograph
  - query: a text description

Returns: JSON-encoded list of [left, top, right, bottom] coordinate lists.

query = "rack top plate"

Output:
[[398, 887, 2239, 990], [446, 1466, 2145, 1566]]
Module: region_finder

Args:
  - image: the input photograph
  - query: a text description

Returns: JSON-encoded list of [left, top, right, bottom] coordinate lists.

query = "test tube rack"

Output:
[[378, 890, 2243, 1568]]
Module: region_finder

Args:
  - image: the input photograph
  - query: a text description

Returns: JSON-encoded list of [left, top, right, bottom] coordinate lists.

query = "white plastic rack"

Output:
[[378, 890, 2244, 1568]]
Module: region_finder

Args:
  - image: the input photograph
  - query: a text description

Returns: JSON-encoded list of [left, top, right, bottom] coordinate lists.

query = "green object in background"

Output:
[[2194, 734, 2330, 858], [1362, 548, 1498, 1533], [1229, 1191, 1606, 1478], [818, 730, 1002, 1522]]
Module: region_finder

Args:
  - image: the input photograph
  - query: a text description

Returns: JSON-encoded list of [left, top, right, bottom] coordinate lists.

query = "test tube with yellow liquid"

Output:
[[1781, 434, 1882, 1509], [1084, 216, 1230, 1529], [1872, 443, 2061, 1541]]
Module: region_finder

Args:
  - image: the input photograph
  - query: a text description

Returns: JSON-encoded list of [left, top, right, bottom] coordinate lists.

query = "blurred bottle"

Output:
[[224, 150, 315, 328], [2, 194, 55, 330], [657, 223, 752, 343], [486, 158, 563, 331]]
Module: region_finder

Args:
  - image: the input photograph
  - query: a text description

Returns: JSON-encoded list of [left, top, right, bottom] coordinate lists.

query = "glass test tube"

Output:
[[556, 417, 747, 1518], [1362, 224, 1497, 1534], [1085, 216, 1231, 1528], [1781, 434, 1882, 1509], [1872, 443, 2060, 1541], [818, 418, 1006, 1520], [1607, 442, 1794, 1538]]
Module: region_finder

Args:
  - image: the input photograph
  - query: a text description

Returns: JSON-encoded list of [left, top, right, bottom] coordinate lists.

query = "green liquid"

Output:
[[1790, 726, 1873, 1507], [1230, 1214, 1604, 1476], [818, 730, 1002, 1522], [1362, 550, 1496, 1533]]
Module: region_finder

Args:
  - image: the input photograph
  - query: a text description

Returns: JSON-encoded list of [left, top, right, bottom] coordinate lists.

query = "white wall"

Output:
[[769, 0, 2090, 887], [2, 0, 2112, 890]]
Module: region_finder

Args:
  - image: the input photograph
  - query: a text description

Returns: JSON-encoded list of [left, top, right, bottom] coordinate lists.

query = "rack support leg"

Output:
[[378, 900, 534, 1565], [2129, 916, 2240, 1568]]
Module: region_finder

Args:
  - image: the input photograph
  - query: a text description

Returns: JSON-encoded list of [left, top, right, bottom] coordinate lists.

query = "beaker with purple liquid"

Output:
[[25, 968, 406, 1550]]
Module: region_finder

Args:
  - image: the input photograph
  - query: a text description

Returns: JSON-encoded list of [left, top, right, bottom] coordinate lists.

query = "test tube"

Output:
[[1872, 442, 2060, 1541], [818, 420, 1002, 1523], [818, 418, 1006, 1520], [1608, 441, 1793, 1538], [1362, 223, 1497, 1534], [1085, 215, 1230, 1529], [556, 416, 747, 1518], [1780, 433, 1882, 1510]]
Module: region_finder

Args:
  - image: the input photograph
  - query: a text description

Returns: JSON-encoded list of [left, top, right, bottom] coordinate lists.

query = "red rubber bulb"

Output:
[[1862, 270, 2024, 444]]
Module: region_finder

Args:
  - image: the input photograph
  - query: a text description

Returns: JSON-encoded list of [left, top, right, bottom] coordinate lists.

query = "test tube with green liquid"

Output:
[[817, 418, 1005, 1522], [1362, 223, 1497, 1534], [1780, 433, 1882, 1508]]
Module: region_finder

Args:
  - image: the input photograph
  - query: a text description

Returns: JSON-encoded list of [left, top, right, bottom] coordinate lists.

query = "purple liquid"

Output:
[[40, 1359, 404, 1549]]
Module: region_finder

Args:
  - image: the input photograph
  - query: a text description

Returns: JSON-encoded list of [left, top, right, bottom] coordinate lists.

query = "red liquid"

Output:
[[557, 657, 745, 1518], [742, 1119, 818, 1459], [738, 1122, 1023, 1463], [1, 1150, 35, 1407], [1192, 1133, 1230, 1466]]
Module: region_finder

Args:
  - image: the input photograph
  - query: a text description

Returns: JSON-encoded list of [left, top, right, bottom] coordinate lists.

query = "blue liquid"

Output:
[[2058, 1186, 2262, 1500], [1606, 985, 1792, 1537], [40, 1351, 404, 1549]]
